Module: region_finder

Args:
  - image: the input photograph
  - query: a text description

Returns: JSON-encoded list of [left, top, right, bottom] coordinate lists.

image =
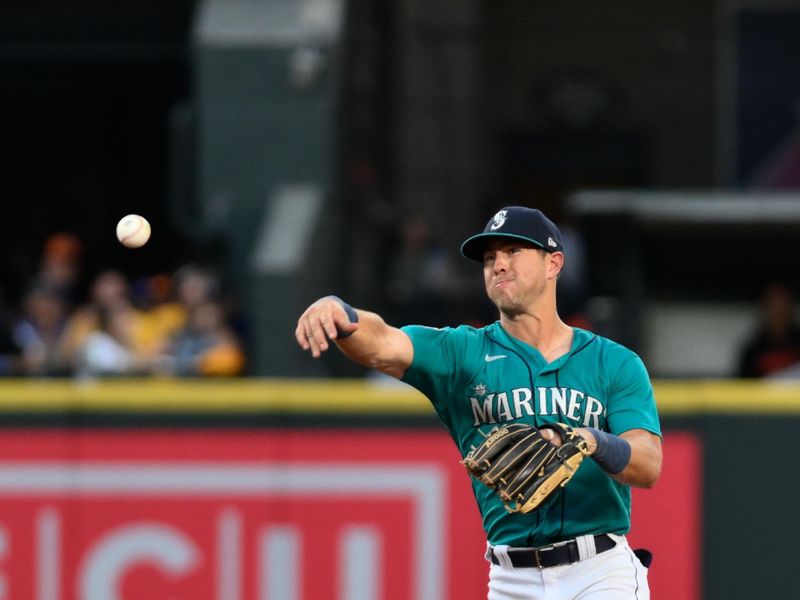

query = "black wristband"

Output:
[[586, 428, 631, 474], [328, 295, 359, 338]]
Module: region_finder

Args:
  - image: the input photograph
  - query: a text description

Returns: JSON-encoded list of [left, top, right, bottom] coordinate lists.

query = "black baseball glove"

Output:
[[462, 422, 590, 513]]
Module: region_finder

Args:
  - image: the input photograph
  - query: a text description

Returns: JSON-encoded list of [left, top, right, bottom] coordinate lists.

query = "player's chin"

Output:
[[489, 293, 520, 314]]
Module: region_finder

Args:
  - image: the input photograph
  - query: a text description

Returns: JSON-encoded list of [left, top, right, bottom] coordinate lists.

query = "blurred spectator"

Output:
[[74, 303, 151, 378], [157, 300, 245, 377], [13, 283, 69, 376], [131, 273, 174, 312], [61, 271, 139, 369], [737, 282, 800, 378], [31, 233, 83, 306], [174, 264, 220, 310], [131, 273, 187, 356], [0, 290, 23, 376]]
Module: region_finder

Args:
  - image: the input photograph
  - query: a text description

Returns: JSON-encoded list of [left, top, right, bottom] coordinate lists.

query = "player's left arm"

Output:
[[577, 427, 662, 488]]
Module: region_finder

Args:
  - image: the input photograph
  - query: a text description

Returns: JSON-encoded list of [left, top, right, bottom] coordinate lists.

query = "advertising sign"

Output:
[[0, 429, 699, 599]]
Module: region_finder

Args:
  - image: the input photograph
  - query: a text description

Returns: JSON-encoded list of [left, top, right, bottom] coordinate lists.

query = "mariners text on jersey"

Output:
[[470, 386, 604, 428]]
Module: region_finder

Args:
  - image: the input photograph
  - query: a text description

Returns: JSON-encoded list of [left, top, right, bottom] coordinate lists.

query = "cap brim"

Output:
[[459, 232, 545, 262]]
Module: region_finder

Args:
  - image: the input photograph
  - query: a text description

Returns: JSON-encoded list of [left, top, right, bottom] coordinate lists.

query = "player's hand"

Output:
[[539, 426, 597, 455], [295, 296, 359, 358], [539, 427, 560, 446]]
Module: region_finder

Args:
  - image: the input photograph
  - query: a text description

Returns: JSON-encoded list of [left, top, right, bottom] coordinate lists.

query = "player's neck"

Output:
[[500, 311, 573, 362]]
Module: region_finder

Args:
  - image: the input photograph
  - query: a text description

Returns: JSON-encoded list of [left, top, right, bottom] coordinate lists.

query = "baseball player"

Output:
[[296, 206, 662, 599]]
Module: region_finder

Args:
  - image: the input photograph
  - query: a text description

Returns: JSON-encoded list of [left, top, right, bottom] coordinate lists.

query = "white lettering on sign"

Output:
[[37, 508, 59, 600], [79, 524, 200, 600], [0, 463, 445, 600], [0, 525, 8, 600], [261, 526, 301, 600], [341, 526, 382, 600]]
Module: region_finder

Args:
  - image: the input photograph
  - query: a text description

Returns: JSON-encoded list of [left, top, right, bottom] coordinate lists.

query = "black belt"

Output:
[[489, 534, 616, 569]]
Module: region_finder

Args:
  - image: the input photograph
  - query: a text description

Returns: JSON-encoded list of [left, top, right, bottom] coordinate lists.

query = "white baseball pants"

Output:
[[486, 535, 650, 600]]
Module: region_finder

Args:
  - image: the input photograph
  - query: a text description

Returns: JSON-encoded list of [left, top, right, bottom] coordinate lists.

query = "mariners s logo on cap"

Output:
[[490, 210, 508, 231], [460, 205, 565, 262]]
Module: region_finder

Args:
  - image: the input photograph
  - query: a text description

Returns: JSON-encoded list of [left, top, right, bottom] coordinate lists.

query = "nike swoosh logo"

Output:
[[484, 354, 508, 362]]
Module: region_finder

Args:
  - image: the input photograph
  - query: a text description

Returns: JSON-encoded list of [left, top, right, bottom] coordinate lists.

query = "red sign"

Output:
[[0, 429, 486, 600], [0, 429, 700, 600], [630, 431, 703, 600]]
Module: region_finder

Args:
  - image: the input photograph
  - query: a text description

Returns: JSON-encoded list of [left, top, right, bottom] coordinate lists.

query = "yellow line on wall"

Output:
[[0, 379, 797, 415], [652, 380, 800, 414], [0, 378, 430, 414]]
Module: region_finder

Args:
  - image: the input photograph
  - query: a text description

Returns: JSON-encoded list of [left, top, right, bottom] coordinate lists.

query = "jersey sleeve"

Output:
[[605, 352, 661, 437], [400, 325, 471, 409]]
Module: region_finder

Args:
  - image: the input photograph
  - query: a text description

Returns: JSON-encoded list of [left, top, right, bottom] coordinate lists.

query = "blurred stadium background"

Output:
[[1, 0, 799, 598]]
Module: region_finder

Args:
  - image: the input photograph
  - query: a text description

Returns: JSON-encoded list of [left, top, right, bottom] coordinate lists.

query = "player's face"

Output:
[[482, 240, 551, 314]]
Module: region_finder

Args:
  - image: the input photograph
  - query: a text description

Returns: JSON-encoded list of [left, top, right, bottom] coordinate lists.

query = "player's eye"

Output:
[[483, 252, 496, 264]]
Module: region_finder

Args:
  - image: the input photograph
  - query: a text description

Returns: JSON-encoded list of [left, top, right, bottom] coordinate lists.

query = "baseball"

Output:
[[116, 214, 151, 248]]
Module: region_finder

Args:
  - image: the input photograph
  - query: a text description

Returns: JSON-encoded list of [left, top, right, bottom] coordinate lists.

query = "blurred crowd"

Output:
[[0, 233, 246, 378], [737, 282, 800, 379], [11, 223, 800, 381]]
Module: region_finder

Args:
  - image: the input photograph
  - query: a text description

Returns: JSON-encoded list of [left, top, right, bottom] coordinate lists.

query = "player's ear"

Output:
[[548, 251, 565, 279]]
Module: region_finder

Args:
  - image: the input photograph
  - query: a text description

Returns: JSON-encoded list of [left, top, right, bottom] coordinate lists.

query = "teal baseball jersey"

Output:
[[400, 321, 661, 548]]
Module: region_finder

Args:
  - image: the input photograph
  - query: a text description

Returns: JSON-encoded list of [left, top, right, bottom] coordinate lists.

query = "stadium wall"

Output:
[[0, 379, 794, 600]]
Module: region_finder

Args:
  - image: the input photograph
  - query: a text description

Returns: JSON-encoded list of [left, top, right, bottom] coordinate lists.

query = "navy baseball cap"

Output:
[[460, 206, 564, 262]]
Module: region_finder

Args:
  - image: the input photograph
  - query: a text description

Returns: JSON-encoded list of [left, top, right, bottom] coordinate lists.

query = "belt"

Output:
[[489, 534, 616, 569]]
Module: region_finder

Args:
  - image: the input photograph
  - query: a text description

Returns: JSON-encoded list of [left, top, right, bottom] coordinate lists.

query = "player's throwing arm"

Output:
[[296, 295, 413, 377]]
